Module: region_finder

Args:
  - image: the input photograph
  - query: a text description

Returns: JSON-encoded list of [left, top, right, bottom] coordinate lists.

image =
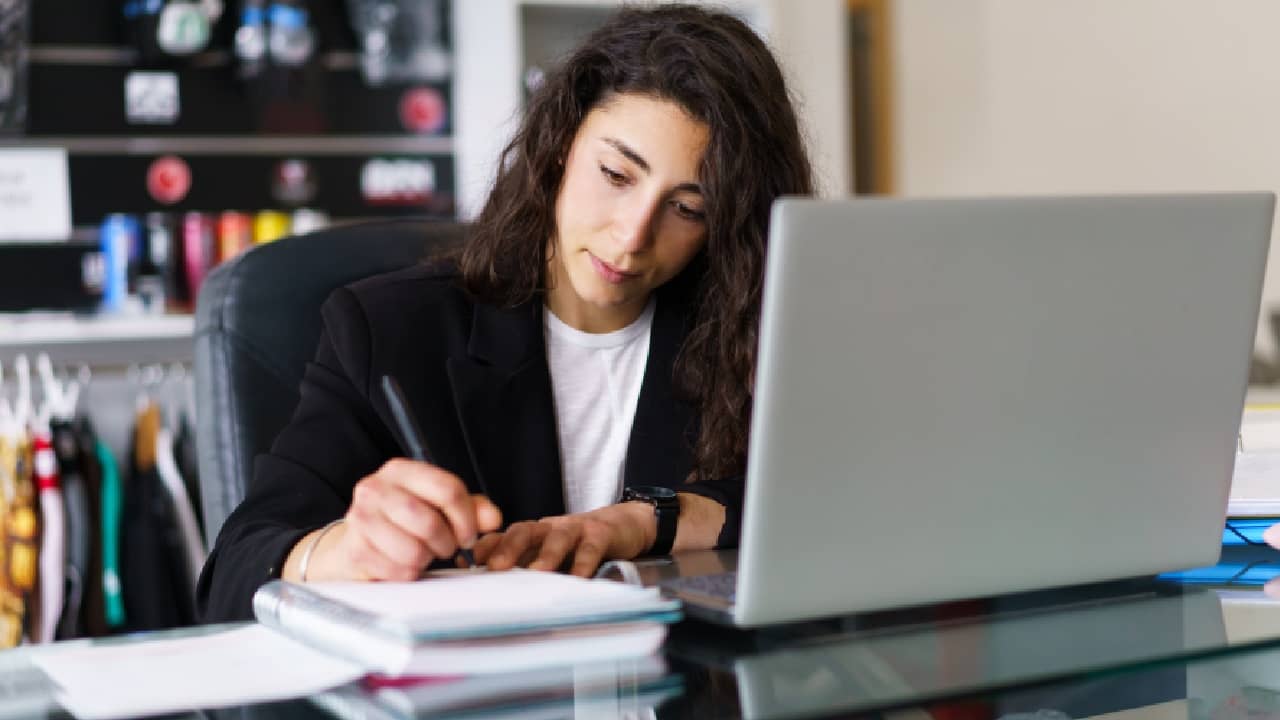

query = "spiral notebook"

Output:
[[252, 569, 681, 677]]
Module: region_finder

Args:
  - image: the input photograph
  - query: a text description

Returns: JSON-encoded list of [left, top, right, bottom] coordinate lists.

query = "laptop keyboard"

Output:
[[663, 571, 738, 603]]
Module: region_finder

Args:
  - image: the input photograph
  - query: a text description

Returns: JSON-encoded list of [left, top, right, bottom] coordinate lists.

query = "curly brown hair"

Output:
[[457, 3, 815, 482]]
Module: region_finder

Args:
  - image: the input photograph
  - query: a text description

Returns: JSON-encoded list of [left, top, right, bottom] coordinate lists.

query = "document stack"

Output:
[[251, 568, 682, 678]]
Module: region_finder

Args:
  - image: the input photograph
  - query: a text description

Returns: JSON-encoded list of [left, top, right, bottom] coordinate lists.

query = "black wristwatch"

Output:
[[622, 485, 680, 556]]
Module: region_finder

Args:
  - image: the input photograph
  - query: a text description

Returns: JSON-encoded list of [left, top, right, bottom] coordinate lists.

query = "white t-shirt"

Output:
[[544, 299, 656, 515]]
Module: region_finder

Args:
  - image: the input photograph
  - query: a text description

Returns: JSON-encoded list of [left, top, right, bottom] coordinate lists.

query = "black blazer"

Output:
[[196, 263, 745, 622]]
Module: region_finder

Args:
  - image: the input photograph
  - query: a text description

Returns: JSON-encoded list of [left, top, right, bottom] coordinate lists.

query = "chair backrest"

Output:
[[193, 219, 467, 545]]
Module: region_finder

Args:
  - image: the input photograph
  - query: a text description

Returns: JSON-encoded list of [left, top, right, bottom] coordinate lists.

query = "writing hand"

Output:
[[289, 458, 501, 581]]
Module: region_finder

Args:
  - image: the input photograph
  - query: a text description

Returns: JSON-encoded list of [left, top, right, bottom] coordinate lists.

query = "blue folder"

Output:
[[1159, 561, 1280, 586], [1158, 534, 1280, 585], [1222, 518, 1280, 546]]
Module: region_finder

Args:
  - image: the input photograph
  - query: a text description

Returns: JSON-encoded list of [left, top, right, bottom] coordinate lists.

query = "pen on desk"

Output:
[[380, 375, 479, 570]]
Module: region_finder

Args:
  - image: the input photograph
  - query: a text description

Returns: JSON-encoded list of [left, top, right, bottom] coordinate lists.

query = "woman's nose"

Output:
[[611, 197, 661, 253]]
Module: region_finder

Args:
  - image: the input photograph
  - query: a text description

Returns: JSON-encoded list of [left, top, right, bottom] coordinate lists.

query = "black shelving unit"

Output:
[[12, 0, 456, 231]]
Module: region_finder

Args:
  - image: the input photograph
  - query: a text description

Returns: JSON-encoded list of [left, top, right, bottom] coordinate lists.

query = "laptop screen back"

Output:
[[733, 194, 1274, 627]]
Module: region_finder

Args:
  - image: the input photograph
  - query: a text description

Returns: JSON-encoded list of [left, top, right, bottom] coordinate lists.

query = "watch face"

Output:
[[629, 485, 676, 500]]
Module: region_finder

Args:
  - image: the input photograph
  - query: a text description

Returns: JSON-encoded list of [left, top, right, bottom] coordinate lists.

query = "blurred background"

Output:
[[7, 0, 1280, 473], [2, 0, 1280, 639], [7, 0, 1280, 460]]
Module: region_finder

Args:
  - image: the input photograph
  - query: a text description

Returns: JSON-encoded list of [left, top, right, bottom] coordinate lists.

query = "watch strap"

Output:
[[624, 486, 679, 556], [650, 495, 678, 556]]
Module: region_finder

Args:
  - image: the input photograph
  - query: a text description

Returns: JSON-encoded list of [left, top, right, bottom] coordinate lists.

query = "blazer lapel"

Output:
[[624, 287, 696, 490], [446, 299, 566, 522]]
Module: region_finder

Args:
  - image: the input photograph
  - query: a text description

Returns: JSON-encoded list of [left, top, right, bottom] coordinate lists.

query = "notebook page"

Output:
[[306, 569, 668, 629], [398, 622, 668, 676]]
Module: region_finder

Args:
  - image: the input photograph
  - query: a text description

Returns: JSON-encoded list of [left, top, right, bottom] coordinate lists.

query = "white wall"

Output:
[[755, 0, 851, 197], [891, 0, 1280, 353], [452, 0, 850, 222]]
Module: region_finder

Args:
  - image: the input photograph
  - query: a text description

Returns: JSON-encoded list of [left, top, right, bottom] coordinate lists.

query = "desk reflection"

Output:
[[666, 580, 1246, 719]]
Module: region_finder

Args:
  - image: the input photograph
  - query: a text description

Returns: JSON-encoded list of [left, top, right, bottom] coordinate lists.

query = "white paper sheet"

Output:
[[308, 568, 668, 629], [0, 147, 71, 241], [32, 624, 364, 720]]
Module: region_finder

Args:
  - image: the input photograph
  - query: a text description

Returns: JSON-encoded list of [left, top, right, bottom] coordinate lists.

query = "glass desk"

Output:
[[6, 546, 1280, 720]]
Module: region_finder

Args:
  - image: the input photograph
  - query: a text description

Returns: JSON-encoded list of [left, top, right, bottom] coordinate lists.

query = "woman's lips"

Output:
[[589, 253, 638, 284]]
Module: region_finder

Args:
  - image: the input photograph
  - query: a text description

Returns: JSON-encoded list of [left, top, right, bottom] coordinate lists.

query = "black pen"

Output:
[[380, 375, 478, 569]]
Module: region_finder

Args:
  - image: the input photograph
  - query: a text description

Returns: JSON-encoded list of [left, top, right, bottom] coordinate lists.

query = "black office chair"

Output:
[[193, 219, 468, 546]]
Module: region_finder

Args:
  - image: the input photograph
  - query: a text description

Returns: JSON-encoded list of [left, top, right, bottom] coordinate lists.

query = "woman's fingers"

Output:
[[473, 495, 504, 534], [328, 460, 504, 579], [484, 522, 532, 570], [363, 480, 460, 559], [568, 521, 612, 577], [479, 512, 632, 576], [528, 522, 581, 572], [340, 511, 424, 581], [379, 459, 490, 549], [424, 503, 644, 577], [470, 532, 504, 566], [487, 521, 549, 570]]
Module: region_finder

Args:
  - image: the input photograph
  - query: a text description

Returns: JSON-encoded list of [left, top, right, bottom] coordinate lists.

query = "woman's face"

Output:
[[546, 93, 710, 333]]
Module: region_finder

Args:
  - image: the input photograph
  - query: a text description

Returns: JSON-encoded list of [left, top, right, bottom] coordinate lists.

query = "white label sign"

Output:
[[361, 158, 436, 206], [0, 148, 72, 242], [126, 71, 180, 125]]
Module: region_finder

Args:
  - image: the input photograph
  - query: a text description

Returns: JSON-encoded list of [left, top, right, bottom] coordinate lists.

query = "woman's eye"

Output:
[[672, 200, 707, 222], [600, 165, 627, 186]]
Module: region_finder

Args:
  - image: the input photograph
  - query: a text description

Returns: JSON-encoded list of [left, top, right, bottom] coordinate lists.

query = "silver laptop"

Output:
[[664, 193, 1275, 627]]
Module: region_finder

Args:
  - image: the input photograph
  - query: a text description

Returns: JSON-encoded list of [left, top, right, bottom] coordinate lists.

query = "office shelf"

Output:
[[0, 313, 194, 367]]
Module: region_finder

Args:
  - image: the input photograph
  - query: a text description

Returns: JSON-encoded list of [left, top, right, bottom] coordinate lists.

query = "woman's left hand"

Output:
[[471, 502, 655, 577]]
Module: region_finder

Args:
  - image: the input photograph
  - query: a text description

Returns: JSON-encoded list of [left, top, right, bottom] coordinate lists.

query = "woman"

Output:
[[197, 3, 814, 622]]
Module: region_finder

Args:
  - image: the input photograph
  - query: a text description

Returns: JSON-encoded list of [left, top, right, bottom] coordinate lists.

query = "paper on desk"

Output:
[[32, 624, 364, 720], [305, 567, 672, 633], [1228, 408, 1280, 516]]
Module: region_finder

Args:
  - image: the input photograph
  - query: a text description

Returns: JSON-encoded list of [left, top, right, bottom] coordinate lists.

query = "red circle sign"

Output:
[[399, 87, 446, 134], [147, 155, 192, 205]]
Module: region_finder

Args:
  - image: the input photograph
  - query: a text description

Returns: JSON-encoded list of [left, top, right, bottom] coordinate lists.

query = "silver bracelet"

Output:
[[298, 518, 345, 582]]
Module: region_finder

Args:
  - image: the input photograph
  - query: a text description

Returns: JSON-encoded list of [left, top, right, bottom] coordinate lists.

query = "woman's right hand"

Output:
[[283, 458, 502, 582]]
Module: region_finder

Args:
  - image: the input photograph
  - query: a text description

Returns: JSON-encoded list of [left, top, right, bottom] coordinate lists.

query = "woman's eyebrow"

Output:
[[601, 136, 703, 194], [603, 137, 651, 172]]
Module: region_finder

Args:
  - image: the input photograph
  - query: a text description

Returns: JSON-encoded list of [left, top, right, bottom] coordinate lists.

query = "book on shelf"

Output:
[[252, 568, 682, 677]]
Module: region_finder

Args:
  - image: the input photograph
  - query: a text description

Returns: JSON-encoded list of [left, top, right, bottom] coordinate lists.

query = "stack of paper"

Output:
[[253, 568, 682, 677], [22, 571, 681, 719]]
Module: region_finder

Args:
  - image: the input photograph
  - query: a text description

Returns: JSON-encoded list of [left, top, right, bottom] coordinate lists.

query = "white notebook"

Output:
[[253, 568, 681, 676]]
